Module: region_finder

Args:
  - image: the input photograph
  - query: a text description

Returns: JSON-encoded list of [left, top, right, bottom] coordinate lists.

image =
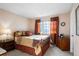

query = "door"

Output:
[[50, 17, 59, 44], [74, 4, 79, 56], [70, 4, 79, 55]]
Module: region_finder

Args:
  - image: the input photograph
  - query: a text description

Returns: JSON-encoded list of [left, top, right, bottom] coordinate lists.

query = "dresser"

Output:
[[56, 36, 70, 51], [0, 40, 15, 51]]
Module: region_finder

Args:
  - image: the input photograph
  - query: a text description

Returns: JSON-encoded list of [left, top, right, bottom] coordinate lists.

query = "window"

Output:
[[40, 21, 50, 34]]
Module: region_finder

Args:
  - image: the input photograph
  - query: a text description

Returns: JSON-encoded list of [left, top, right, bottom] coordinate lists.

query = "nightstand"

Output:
[[0, 40, 15, 51]]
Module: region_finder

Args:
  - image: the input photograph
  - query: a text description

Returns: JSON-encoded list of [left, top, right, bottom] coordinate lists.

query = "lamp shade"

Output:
[[3, 29, 11, 34]]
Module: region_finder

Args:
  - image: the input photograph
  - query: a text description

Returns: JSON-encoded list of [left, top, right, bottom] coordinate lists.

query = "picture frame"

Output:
[[76, 5, 79, 35]]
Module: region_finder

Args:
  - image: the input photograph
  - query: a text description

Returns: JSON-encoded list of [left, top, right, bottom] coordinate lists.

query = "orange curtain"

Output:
[[37, 23, 40, 33], [35, 20, 40, 34]]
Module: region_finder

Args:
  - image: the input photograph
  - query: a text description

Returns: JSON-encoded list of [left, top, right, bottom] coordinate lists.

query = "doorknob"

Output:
[[72, 35, 74, 36]]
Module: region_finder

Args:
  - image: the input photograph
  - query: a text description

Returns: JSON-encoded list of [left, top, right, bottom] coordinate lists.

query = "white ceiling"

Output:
[[0, 3, 72, 18]]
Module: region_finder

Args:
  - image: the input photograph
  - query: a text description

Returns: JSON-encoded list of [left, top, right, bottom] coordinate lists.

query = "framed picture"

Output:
[[76, 5, 79, 35]]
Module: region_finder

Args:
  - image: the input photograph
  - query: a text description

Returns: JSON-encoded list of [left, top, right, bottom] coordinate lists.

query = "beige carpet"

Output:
[[2, 46, 73, 56]]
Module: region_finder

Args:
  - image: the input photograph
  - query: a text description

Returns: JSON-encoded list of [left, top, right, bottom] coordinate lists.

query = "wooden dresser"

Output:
[[56, 36, 70, 51], [0, 40, 15, 51]]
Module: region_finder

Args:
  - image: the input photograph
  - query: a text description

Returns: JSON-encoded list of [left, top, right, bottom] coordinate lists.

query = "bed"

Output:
[[14, 31, 50, 56], [0, 47, 7, 55]]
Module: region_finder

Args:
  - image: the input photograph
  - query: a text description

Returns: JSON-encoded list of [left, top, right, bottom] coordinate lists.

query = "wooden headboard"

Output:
[[14, 31, 33, 37]]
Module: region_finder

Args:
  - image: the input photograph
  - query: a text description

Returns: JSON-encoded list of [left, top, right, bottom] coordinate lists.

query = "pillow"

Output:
[[22, 31, 26, 36], [25, 31, 33, 36], [15, 31, 22, 36]]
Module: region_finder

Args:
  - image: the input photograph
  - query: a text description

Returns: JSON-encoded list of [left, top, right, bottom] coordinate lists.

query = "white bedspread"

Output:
[[0, 48, 7, 55], [23, 35, 49, 40]]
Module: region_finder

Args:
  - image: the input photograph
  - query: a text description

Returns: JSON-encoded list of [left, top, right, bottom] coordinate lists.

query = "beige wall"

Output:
[[28, 19, 35, 33], [59, 13, 70, 36], [0, 9, 70, 37], [30, 13, 70, 36], [0, 9, 30, 33]]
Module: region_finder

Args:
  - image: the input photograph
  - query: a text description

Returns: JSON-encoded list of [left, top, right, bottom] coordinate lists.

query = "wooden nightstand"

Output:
[[0, 40, 15, 51]]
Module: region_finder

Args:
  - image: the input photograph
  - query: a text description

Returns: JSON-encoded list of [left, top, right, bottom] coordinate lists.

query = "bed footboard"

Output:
[[15, 40, 50, 56]]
